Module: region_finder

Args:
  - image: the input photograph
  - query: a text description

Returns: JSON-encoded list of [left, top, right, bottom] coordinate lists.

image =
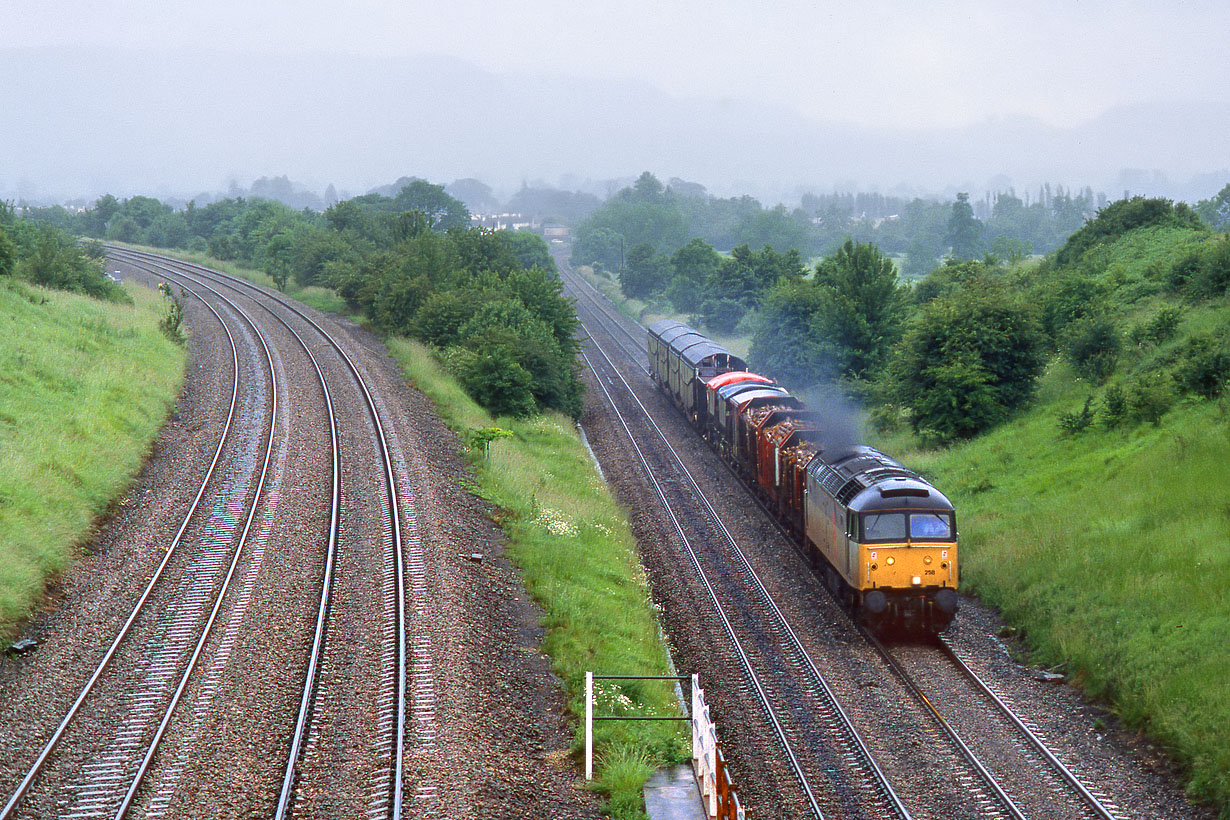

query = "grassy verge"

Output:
[[882, 358, 1230, 815], [386, 338, 689, 820], [0, 278, 187, 640]]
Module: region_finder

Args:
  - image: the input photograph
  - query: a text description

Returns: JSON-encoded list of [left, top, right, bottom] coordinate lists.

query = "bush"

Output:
[[1127, 376, 1174, 425], [1062, 316, 1121, 382], [890, 288, 1045, 443], [458, 347, 537, 419], [1187, 237, 1230, 300], [1173, 336, 1230, 399], [1129, 307, 1183, 347], [1100, 383, 1128, 429], [1058, 395, 1096, 435]]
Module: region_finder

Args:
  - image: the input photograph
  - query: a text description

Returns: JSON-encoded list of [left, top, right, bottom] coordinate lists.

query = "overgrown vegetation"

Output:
[[389, 339, 688, 820], [20, 182, 581, 420], [1, 204, 128, 302], [0, 279, 186, 640]]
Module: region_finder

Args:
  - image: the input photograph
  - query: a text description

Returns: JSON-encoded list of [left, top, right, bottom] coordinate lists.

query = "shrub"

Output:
[[1172, 336, 1230, 399], [1186, 237, 1230, 300], [1062, 316, 1121, 382], [458, 347, 537, 419], [891, 287, 1045, 443], [1127, 376, 1174, 425], [1058, 395, 1096, 435], [1129, 307, 1183, 347], [1101, 383, 1128, 429]]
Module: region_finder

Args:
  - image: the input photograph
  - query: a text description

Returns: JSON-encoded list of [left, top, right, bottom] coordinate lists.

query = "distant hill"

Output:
[[1, 47, 1226, 203]]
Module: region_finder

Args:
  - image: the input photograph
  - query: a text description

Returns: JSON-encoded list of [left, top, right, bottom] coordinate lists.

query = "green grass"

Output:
[[0, 278, 186, 640], [387, 338, 689, 820], [881, 344, 1230, 815]]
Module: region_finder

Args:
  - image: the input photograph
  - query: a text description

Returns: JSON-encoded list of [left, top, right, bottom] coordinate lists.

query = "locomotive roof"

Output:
[[807, 445, 952, 511]]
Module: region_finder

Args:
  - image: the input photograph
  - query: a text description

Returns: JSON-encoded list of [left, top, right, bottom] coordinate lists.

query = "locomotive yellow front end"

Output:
[[852, 480, 959, 632]]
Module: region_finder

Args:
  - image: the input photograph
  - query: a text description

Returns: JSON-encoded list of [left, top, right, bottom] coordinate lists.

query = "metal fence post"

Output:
[[585, 671, 593, 781]]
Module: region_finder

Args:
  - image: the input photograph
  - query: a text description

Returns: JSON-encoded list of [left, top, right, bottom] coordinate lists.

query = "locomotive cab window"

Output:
[[909, 512, 954, 540], [862, 513, 906, 542]]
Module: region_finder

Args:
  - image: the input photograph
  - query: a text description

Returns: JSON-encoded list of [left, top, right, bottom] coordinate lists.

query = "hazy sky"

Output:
[[5, 0, 1226, 130]]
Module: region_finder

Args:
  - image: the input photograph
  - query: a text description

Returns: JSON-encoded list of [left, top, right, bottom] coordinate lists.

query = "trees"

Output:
[[0, 226, 15, 278], [620, 243, 669, 299], [1194, 183, 1230, 231], [812, 239, 908, 378], [750, 240, 905, 387], [666, 238, 721, 312], [570, 226, 623, 271], [945, 193, 984, 260], [391, 180, 470, 230], [891, 287, 1045, 442]]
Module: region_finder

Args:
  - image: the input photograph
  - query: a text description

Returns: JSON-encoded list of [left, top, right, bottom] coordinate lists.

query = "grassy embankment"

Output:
[[387, 338, 689, 820], [880, 224, 1230, 815], [0, 278, 186, 641]]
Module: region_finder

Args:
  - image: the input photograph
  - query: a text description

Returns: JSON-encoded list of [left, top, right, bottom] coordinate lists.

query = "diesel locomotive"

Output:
[[647, 319, 959, 632]]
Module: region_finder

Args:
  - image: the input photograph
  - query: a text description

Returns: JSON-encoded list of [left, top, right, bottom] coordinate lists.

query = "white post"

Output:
[[691, 674, 700, 764], [585, 671, 593, 781]]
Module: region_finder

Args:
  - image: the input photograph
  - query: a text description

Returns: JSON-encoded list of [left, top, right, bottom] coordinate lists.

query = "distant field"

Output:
[[0, 279, 186, 640]]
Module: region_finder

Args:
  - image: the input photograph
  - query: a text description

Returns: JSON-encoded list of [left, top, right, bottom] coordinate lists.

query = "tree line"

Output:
[[17, 181, 580, 420], [593, 190, 1228, 444], [570, 171, 1115, 281]]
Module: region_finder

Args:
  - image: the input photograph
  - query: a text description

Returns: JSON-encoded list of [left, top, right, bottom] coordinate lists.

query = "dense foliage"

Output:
[[19, 182, 579, 420], [571, 171, 1106, 278], [0, 204, 127, 302]]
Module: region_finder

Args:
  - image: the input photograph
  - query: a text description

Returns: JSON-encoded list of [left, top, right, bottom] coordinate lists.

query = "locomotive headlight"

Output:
[[911, 576, 922, 586], [923, 555, 932, 565], [886, 556, 895, 565]]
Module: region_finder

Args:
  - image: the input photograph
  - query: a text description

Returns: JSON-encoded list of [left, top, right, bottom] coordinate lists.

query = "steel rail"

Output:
[[938, 637, 1119, 820], [862, 630, 1028, 820], [110, 248, 408, 820], [0, 260, 244, 820], [578, 306, 912, 820], [567, 263, 1115, 820], [580, 348, 827, 820], [98, 264, 280, 819], [105, 249, 345, 819]]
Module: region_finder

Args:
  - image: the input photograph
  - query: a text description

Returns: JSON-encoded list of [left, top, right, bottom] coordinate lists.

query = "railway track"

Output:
[[108, 248, 431, 819], [561, 258, 1124, 820], [1, 258, 279, 820], [568, 281, 910, 819]]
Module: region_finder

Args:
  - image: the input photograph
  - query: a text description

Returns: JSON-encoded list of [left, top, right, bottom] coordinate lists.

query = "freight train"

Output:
[[647, 320, 958, 632]]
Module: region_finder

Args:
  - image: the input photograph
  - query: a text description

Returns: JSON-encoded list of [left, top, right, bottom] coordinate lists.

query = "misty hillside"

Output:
[[1, 47, 1227, 202]]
